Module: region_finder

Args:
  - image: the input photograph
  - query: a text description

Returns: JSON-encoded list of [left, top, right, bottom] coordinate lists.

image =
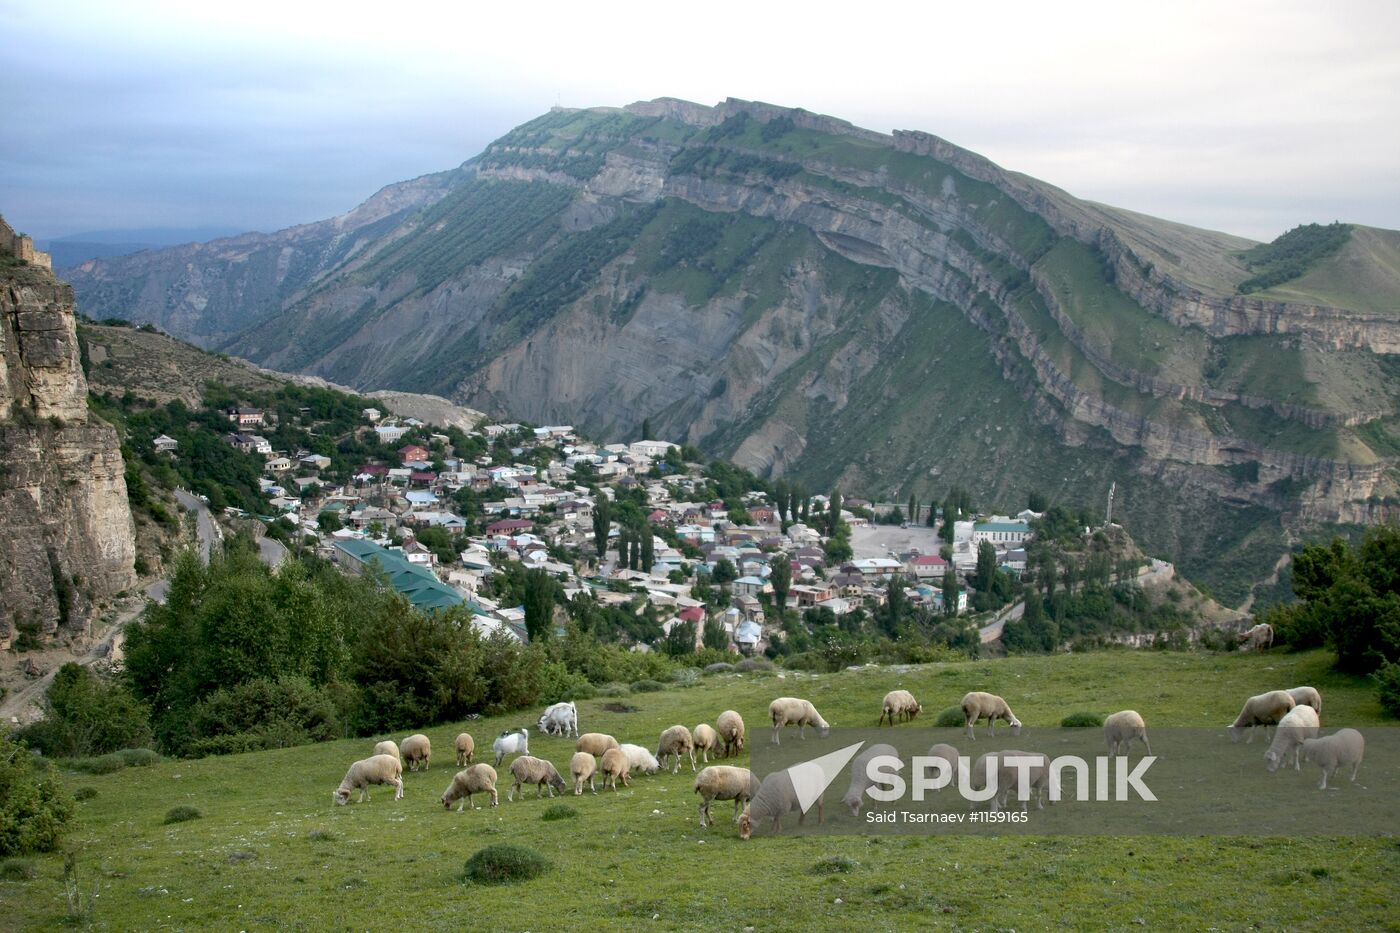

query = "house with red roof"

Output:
[[906, 553, 949, 581]]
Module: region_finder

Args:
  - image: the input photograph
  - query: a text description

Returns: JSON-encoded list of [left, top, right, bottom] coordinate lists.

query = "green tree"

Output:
[[828, 489, 843, 537], [17, 664, 152, 758], [907, 492, 918, 525], [592, 496, 612, 557], [664, 620, 697, 657], [523, 568, 556, 643], [941, 568, 961, 617], [712, 558, 737, 586], [702, 616, 729, 651], [774, 479, 790, 524], [640, 418, 652, 440], [974, 541, 998, 595], [317, 510, 342, 533], [640, 526, 655, 573], [1027, 490, 1048, 512], [770, 552, 792, 613], [879, 576, 907, 638], [0, 737, 75, 856]]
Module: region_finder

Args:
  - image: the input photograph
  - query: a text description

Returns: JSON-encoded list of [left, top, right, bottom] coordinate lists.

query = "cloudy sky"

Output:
[[2, 0, 1396, 242]]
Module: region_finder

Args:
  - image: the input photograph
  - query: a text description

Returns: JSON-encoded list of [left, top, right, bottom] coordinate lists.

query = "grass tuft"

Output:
[[162, 806, 202, 825], [934, 706, 965, 728], [541, 804, 578, 822], [1060, 711, 1105, 728], [630, 679, 666, 693], [0, 858, 37, 881], [811, 855, 858, 874], [462, 844, 550, 885], [72, 787, 98, 802], [306, 829, 335, 842]]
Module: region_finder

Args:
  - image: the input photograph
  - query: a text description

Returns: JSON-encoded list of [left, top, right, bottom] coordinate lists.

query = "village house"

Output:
[[300, 453, 332, 471], [906, 553, 949, 581], [153, 434, 178, 453], [264, 455, 292, 473], [227, 406, 264, 428], [226, 432, 272, 455], [374, 423, 410, 444], [973, 519, 1032, 548]]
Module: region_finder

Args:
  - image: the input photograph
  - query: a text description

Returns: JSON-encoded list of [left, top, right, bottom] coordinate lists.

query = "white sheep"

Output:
[[400, 734, 431, 772], [1287, 686, 1322, 715], [537, 700, 579, 737], [657, 725, 697, 773], [1239, 622, 1274, 651], [372, 740, 399, 760], [841, 743, 899, 816], [1301, 729, 1365, 790], [969, 750, 1053, 812], [1103, 710, 1151, 757], [695, 765, 760, 828], [960, 691, 1022, 740], [716, 710, 746, 758], [601, 747, 631, 790], [575, 732, 620, 757], [738, 769, 823, 840], [1228, 690, 1296, 743], [1264, 705, 1320, 772], [769, 697, 830, 745], [878, 690, 922, 726], [440, 764, 498, 811], [570, 751, 597, 795], [333, 754, 403, 806], [492, 727, 531, 766], [619, 743, 660, 776], [693, 723, 720, 763], [507, 755, 567, 801], [454, 732, 475, 767]]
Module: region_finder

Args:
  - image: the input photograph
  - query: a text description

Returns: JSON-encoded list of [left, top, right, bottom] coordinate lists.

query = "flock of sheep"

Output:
[[330, 681, 1367, 837]]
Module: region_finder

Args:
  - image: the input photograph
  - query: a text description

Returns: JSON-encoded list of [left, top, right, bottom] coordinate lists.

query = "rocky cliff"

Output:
[[1, 215, 136, 647]]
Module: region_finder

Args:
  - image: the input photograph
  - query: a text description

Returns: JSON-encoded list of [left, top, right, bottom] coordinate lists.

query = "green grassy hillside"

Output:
[[5, 650, 1396, 929]]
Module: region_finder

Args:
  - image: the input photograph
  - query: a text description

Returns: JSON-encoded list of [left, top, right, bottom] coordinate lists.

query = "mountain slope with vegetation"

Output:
[[64, 99, 1400, 604]]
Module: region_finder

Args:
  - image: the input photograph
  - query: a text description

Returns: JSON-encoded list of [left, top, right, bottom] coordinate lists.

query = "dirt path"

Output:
[[1238, 549, 1293, 615]]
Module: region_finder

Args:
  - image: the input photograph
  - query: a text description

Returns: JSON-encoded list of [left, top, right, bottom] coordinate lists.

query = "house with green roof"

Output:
[[333, 539, 465, 612]]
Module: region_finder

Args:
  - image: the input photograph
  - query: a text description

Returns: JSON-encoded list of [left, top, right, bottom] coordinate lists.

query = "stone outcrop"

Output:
[[1, 214, 135, 647]]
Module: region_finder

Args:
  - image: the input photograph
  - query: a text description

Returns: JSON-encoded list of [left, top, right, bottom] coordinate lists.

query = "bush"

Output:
[[1197, 626, 1240, 653], [598, 683, 630, 698], [630, 679, 665, 693], [704, 662, 735, 675], [735, 658, 773, 673], [462, 844, 550, 884], [162, 806, 202, 825], [540, 804, 577, 822], [16, 663, 152, 758], [187, 675, 340, 758], [559, 682, 598, 701], [61, 754, 125, 775], [72, 787, 98, 802], [810, 855, 858, 874], [0, 857, 37, 880], [0, 739, 76, 856], [1376, 662, 1400, 719], [934, 706, 965, 728], [669, 667, 702, 685], [1060, 711, 1105, 728], [115, 748, 161, 768]]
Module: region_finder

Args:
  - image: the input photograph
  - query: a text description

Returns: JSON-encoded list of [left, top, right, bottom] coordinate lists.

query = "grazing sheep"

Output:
[[333, 754, 403, 806], [960, 692, 1022, 740], [769, 697, 831, 745], [878, 690, 922, 726], [969, 750, 1053, 812], [492, 728, 531, 766], [570, 751, 598, 795], [507, 755, 567, 801], [1239, 622, 1274, 651], [619, 743, 660, 776], [1264, 705, 1321, 772], [575, 732, 621, 757], [601, 747, 631, 790], [842, 743, 899, 816], [373, 740, 399, 760], [400, 734, 431, 772], [693, 723, 720, 763], [538, 700, 579, 737], [1228, 690, 1296, 744], [440, 764, 498, 811], [657, 725, 697, 774], [695, 765, 760, 828], [1104, 710, 1152, 758], [716, 710, 746, 758], [1301, 729, 1365, 789], [1287, 686, 1322, 715], [738, 769, 823, 840], [454, 733, 475, 767]]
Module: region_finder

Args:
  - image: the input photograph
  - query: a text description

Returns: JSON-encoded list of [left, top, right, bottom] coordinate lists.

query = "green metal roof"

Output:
[[334, 539, 464, 611]]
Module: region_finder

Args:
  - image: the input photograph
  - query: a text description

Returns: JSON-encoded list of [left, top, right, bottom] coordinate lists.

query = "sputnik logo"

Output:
[[786, 742, 866, 812]]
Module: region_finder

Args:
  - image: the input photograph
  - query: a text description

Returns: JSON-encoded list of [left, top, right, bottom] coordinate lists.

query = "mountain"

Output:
[[39, 227, 246, 270], [62, 98, 1400, 603]]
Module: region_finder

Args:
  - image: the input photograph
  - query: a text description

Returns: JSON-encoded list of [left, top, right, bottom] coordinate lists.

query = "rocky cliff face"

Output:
[[1, 216, 136, 647]]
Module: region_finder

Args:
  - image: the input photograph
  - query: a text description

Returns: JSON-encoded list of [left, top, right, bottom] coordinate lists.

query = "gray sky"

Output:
[[2, 0, 1397, 242]]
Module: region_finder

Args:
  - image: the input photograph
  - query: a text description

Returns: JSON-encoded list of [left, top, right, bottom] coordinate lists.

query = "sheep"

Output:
[[968, 750, 1053, 812], [440, 764, 498, 811], [1287, 686, 1322, 715], [333, 754, 403, 806], [600, 748, 631, 790], [657, 725, 697, 774], [878, 689, 922, 726], [738, 769, 823, 840], [716, 710, 746, 758], [373, 740, 399, 760], [400, 734, 431, 772], [1264, 705, 1321, 772], [769, 697, 830, 745], [1103, 710, 1152, 758], [1239, 622, 1274, 651], [693, 723, 720, 763], [695, 765, 760, 828], [492, 727, 530, 766], [619, 743, 660, 776], [1301, 729, 1365, 789], [538, 700, 579, 737], [575, 732, 621, 757], [571, 751, 598, 795], [507, 755, 567, 801], [960, 692, 1022, 740], [842, 743, 899, 816], [454, 732, 475, 767], [1228, 690, 1296, 744]]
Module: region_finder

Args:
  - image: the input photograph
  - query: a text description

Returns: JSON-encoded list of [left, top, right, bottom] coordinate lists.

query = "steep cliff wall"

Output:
[[0, 215, 136, 647]]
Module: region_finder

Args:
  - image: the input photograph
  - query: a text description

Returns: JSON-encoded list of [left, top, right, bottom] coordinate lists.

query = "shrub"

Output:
[[560, 682, 598, 701], [1376, 662, 1400, 719], [934, 706, 965, 728], [115, 748, 160, 768], [16, 663, 152, 758], [162, 806, 202, 825], [670, 667, 702, 685], [735, 658, 773, 673], [0, 739, 76, 856], [462, 844, 550, 884], [810, 855, 858, 874], [1060, 712, 1105, 728], [188, 675, 340, 758], [630, 679, 665, 693], [704, 662, 735, 675], [61, 754, 125, 775], [307, 828, 335, 842], [598, 684, 630, 698], [0, 857, 37, 880], [72, 787, 97, 802], [540, 804, 578, 822]]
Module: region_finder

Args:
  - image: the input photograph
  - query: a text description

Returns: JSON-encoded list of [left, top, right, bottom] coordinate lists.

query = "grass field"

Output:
[[3, 649, 1397, 930]]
